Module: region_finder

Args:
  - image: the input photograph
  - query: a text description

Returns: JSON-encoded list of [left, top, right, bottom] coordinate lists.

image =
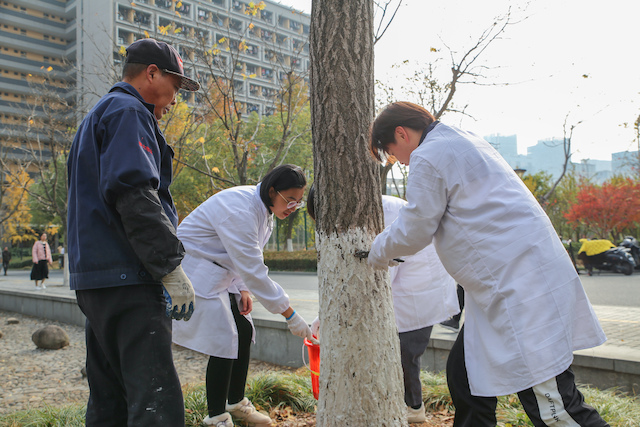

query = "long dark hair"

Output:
[[369, 101, 435, 162], [259, 164, 306, 208]]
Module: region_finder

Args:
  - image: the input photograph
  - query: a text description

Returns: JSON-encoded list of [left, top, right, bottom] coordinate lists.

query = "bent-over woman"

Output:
[[173, 164, 315, 427]]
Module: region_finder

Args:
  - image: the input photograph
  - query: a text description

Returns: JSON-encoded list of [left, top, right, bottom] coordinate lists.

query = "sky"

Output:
[[276, 0, 640, 162]]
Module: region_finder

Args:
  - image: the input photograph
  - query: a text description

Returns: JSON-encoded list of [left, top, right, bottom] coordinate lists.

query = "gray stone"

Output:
[[31, 325, 69, 350], [7, 317, 19, 324]]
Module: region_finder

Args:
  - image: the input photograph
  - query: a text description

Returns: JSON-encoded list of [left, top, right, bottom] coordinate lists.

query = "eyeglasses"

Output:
[[277, 191, 305, 210]]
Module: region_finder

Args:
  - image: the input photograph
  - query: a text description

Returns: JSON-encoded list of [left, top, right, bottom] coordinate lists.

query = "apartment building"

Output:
[[0, 0, 310, 164]]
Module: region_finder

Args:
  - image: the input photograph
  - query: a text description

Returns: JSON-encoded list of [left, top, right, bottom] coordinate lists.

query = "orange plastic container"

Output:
[[303, 338, 320, 400]]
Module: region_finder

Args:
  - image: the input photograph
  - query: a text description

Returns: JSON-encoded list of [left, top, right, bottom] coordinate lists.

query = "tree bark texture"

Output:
[[310, 1, 406, 425]]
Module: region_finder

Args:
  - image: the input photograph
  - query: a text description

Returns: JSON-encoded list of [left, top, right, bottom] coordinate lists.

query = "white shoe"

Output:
[[202, 412, 233, 427], [226, 397, 272, 426], [407, 402, 426, 423], [41, 283, 46, 289]]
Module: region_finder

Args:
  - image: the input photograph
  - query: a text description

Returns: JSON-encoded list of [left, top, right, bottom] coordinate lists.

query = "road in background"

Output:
[[579, 273, 640, 307], [272, 270, 640, 309]]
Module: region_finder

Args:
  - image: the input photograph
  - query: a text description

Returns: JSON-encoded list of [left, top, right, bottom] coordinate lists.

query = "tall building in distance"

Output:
[[612, 151, 639, 177], [0, 0, 78, 165], [0, 0, 310, 166], [526, 138, 567, 179], [487, 134, 617, 183], [484, 133, 528, 171]]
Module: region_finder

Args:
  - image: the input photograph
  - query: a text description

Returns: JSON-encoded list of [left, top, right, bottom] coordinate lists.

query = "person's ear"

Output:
[[395, 126, 408, 143], [146, 64, 160, 82]]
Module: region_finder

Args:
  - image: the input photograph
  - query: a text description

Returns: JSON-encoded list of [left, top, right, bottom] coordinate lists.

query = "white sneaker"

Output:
[[202, 412, 233, 427], [407, 402, 426, 423], [41, 283, 46, 289], [226, 397, 272, 426]]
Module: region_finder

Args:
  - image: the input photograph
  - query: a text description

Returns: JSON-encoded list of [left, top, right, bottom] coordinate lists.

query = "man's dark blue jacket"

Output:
[[67, 82, 183, 290]]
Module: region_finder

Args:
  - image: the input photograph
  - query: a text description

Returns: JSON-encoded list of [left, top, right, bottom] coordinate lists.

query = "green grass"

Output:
[[1, 371, 638, 426]]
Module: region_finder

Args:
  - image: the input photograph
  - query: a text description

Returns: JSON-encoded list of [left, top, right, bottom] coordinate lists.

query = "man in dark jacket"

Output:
[[67, 39, 199, 426]]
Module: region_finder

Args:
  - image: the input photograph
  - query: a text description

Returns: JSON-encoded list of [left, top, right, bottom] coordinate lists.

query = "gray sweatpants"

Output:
[[399, 325, 433, 407]]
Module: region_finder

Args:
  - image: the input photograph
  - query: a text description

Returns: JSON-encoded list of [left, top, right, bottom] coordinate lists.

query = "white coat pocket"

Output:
[[181, 254, 234, 299]]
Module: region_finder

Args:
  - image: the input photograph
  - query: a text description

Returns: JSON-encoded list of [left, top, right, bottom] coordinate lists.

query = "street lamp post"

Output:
[[514, 167, 527, 179]]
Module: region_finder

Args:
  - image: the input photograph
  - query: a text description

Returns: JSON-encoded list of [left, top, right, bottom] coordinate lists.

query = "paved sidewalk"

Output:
[[0, 268, 639, 363]]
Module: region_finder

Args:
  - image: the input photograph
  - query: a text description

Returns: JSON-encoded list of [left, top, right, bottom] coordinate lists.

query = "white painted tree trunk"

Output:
[[316, 230, 406, 426], [63, 253, 69, 286], [310, 0, 407, 427], [286, 238, 293, 252], [310, 0, 407, 424]]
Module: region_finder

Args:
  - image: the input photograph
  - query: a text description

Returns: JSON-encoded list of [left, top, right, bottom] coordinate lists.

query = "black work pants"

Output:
[[446, 326, 609, 426], [206, 294, 253, 417], [76, 284, 185, 427]]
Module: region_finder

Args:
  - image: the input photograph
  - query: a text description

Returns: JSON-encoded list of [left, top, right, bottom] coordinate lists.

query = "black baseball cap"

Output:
[[125, 38, 200, 92]]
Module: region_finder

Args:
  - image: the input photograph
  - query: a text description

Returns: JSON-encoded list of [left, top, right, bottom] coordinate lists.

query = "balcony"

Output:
[[260, 10, 273, 23], [156, 0, 172, 10], [176, 2, 191, 15]]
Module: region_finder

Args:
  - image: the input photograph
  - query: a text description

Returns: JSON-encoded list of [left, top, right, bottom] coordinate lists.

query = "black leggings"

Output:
[[206, 294, 253, 417]]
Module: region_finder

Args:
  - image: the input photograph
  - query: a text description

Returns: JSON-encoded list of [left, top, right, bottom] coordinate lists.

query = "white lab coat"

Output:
[[172, 184, 290, 359], [383, 195, 459, 333], [371, 123, 605, 397]]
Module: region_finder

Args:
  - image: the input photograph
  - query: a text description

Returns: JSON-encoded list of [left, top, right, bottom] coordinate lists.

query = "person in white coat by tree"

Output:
[[307, 186, 460, 423], [367, 102, 609, 427], [172, 164, 316, 427]]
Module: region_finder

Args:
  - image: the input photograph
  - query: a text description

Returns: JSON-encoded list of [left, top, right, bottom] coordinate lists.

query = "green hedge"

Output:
[[264, 250, 317, 272], [9, 253, 60, 269], [8, 251, 313, 272]]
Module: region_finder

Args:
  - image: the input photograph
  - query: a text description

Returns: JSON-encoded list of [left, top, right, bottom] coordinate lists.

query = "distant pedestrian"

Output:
[[2, 247, 11, 275], [31, 233, 53, 289], [57, 246, 64, 269]]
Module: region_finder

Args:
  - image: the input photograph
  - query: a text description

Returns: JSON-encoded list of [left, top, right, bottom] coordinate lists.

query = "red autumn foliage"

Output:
[[564, 178, 640, 238]]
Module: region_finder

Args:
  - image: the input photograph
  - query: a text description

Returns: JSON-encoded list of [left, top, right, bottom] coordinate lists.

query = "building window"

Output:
[[260, 10, 272, 23]]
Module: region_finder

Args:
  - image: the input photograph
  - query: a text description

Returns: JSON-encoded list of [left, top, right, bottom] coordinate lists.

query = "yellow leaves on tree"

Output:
[[244, 1, 266, 16], [3, 171, 35, 244]]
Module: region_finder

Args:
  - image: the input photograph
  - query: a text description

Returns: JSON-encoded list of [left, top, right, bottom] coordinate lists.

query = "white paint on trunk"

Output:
[[316, 228, 407, 427], [286, 238, 293, 252]]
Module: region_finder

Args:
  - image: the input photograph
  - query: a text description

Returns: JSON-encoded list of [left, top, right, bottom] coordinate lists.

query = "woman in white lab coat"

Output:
[[173, 164, 315, 427], [307, 188, 460, 423], [367, 102, 608, 427]]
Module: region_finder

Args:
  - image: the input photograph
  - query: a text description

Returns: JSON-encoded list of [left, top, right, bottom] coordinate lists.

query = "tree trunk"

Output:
[[285, 210, 299, 252], [310, 1, 406, 425]]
